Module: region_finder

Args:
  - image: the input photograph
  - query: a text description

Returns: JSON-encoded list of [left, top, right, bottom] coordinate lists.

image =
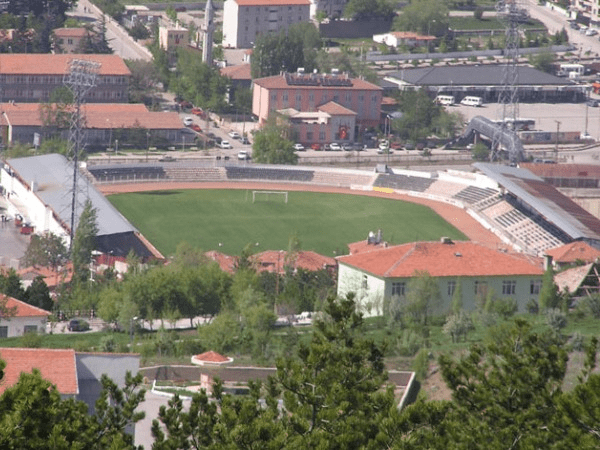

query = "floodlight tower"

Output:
[[63, 59, 100, 253], [491, 0, 524, 162]]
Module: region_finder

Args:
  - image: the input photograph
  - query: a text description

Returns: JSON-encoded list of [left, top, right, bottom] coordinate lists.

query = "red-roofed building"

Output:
[[0, 348, 78, 396], [205, 250, 238, 274], [17, 264, 74, 292], [0, 54, 131, 103], [52, 28, 90, 54], [254, 71, 382, 145], [337, 240, 544, 316], [223, 0, 310, 48], [545, 241, 600, 269], [0, 102, 185, 147], [252, 250, 336, 274], [0, 295, 51, 337], [373, 31, 436, 49]]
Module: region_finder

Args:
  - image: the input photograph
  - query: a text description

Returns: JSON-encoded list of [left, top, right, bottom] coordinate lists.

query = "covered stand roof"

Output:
[[474, 163, 600, 242]]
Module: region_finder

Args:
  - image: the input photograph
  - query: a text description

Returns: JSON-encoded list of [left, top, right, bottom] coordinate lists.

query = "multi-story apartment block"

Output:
[[253, 70, 382, 145], [0, 54, 131, 103], [223, 0, 310, 49]]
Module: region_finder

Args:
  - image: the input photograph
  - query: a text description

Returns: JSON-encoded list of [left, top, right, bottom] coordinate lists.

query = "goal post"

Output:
[[252, 190, 288, 204]]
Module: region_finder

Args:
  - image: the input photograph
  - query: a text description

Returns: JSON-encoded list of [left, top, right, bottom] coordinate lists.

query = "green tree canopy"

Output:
[[71, 199, 99, 285], [393, 0, 449, 36], [251, 117, 298, 164], [344, 0, 395, 19]]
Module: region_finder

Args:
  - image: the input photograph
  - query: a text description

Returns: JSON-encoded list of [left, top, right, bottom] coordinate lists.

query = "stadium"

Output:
[[2, 154, 600, 268]]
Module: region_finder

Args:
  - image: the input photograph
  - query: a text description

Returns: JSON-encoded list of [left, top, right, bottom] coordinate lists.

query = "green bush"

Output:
[[493, 298, 518, 319], [21, 331, 42, 348], [100, 335, 117, 352]]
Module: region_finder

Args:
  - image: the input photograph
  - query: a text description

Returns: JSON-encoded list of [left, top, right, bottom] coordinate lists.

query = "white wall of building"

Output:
[[0, 316, 47, 338]]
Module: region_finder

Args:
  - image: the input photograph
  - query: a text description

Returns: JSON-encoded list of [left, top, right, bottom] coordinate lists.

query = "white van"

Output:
[[460, 96, 483, 107], [434, 95, 455, 106]]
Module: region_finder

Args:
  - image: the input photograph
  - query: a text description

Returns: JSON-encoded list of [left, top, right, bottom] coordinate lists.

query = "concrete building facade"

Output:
[[223, 0, 311, 49]]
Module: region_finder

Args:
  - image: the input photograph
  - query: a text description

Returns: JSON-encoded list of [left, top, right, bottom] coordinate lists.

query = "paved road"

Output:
[[69, 0, 152, 61]]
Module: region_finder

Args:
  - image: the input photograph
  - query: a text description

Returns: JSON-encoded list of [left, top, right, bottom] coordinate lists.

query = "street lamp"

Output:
[[130, 316, 138, 350]]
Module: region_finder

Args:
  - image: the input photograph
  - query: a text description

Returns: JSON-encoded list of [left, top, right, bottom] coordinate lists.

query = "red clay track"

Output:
[[99, 181, 504, 248]]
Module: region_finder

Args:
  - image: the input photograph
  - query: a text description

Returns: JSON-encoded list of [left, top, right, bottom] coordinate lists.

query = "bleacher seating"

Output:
[[88, 165, 166, 183], [310, 170, 376, 188], [424, 180, 467, 198], [373, 173, 435, 192], [452, 186, 498, 204], [225, 166, 314, 182], [163, 166, 226, 182]]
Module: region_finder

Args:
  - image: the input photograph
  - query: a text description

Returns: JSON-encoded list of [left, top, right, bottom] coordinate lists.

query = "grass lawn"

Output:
[[449, 16, 546, 31], [107, 189, 467, 257]]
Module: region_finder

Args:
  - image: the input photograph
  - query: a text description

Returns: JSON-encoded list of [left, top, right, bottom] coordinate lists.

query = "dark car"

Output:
[[587, 99, 599, 107], [68, 319, 89, 332]]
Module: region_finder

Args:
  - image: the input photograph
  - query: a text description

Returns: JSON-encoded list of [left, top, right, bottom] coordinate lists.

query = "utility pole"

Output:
[[555, 120, 561, 163]]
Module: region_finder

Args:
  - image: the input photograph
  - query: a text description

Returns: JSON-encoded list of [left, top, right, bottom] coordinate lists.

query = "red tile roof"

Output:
[[337, 241, 544, 278], [0, 348, 78, 395], [52, 28, 89, 38], [347, 240, 388, 255], [0, 54, 131, 76], [205, 251, 238, 274], [0, 103, 182, 129], [220, 64, 252, 80], [318, 101, 357, 116], [545, 241, 600, 264], [253, 250, 336, 274], [234, 0, 309, 5], [1, 295, 51, 317], [195, 351, 229, 363], [254, 73, 382, 91], [17, 264, 73, 289], [521, 163, 600, 178]]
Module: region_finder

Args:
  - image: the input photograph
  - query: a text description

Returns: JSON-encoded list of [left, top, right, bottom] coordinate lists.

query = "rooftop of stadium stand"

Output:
[[474, 163, 600, 241], [5, 154, 136, 236]]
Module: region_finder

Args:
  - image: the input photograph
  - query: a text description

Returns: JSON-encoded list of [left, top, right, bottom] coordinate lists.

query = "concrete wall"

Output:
[[319, 17, 393, 39]]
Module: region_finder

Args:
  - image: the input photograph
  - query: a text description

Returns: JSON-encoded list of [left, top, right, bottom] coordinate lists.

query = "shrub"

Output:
[[21, 331, 42, 348], [493, 298, 518, 319], [526, 298, 539, 314], [578, 295, 600, 319], [443, 312, 474, 343], [568, 332, 585, 352], [412, 349, 430, 380], [100, 335, 117, 352], [546, 308, 567, 334]]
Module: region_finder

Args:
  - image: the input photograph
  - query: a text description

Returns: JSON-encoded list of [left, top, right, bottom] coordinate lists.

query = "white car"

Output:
[[228, 131, 241, 139], [586, 28, 598, 36], [237, 150, 250, 160], [183, 116, 194, 126], [293, 143, 305, 151], [218, 140, 233, 149], [329, 143, 342, 151]]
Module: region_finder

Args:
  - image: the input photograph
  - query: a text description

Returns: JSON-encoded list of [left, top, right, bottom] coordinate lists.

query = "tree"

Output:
[[393, 0, 449, 36], [471, 142, 490, 161], [344, 0, 395, 19], [153, 294, 397, 449], [24, 276, 53, 312], [529, 48, 556, 73], [539, 266, 560, 312], [252, 117, 298, 164], [39, 87, 74, 137], [0, 269, 25, 301], [393, 90, 444, 142], [451, 278, 463, 314], [71, 199, 99, 285], [403, 270, 441, 325], [21, 232, 68, 269]]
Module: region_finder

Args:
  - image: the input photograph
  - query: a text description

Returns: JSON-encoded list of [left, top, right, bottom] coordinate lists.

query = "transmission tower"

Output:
[[491, 0, 524, 162], [63, 59, 100, 254]]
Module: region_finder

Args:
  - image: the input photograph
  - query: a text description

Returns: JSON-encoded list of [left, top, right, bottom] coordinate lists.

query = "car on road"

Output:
[[218, 140, 232, 149], [329, 142, 342, 151], [68, 319, 89, 332], [228, 131, 241, 139], [293, 143, 305, 151], [238, 150, 250, 160], [183, 117, 194, 126]]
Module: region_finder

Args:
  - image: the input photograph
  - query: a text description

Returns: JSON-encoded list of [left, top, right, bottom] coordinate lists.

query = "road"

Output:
[[69, 0, 152, 61]]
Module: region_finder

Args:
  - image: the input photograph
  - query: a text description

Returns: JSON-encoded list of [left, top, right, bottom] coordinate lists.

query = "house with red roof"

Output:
[[544, 241, 600, 269], [0, 295, 51, 338], [337, 239, 544, 317], [252, 250, 337, 275]]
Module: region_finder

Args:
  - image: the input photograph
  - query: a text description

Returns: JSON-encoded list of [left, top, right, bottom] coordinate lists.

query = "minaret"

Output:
[[202, 0, 215, 65]]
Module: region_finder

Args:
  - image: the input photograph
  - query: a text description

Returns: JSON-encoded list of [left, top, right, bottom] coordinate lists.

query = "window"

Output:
[[502, 280, 516, 295], [306, 131, 313, 140], [474, 281, 487, 296], [24, 325, 37, 334], [0, 326, 7, 338], [319, 131, 325, 140], [447, 280, 456, 296], [392, 282, 405, 296], [362, 275, 368, 290], [271, 93, 277, 102], [530, 280, 542, 295], [309, 92, 314, 101]]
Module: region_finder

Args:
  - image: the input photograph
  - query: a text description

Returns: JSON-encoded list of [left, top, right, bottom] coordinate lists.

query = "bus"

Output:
[[558, 63, 584, 78]]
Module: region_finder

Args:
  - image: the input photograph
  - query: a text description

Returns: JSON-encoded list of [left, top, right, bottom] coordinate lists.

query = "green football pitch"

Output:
[[108, 189, 467, 257]]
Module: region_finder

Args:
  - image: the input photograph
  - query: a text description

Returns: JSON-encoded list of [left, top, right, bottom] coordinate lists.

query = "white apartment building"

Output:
[[223, 0, 310, 49]]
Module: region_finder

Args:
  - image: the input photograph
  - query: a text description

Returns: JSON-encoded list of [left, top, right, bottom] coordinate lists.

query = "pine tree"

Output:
[[71, 199, 99, 285]]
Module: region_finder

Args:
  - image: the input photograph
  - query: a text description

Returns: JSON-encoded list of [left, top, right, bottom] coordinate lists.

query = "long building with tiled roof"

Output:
[[0, 54, 131, 103], [337, 240, 544, 316]]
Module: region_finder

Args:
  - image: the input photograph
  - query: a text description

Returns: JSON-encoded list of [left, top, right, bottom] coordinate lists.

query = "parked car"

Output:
[[330, 142, 342, 151], [68, 319, 89, 332], [240, 137, 250, 145], [377, 147, 393, 154], [228, 131, 241, 139], [183, 117, 194, 126], [238, 150, 250, 160], [218, 140, 232, 149], [191, 124, 202, 132], [342, 143, 354, 151], [378, 142, 389, 152], [311, 143, 321, 150], [587, 99, 599, 107], [587, 28, 598, 36], [323, 143, 331, 151], [294, 143, 305, 151]]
